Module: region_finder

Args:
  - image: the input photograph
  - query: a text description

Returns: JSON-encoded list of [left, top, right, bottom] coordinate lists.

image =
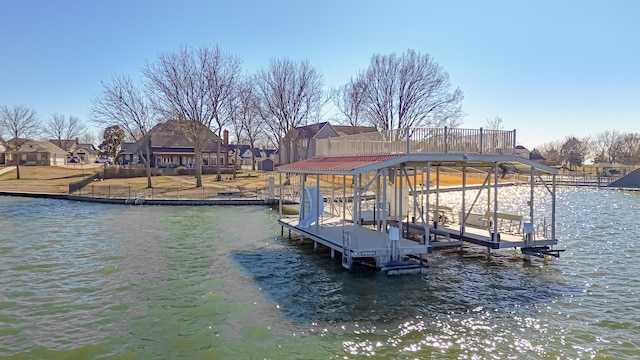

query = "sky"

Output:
[[1, 0, 638, 148]]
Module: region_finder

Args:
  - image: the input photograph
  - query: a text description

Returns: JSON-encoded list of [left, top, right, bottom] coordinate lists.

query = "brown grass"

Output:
[[0, 165, 490, 198]]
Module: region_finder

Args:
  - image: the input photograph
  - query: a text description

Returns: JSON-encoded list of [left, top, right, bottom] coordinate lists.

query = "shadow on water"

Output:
[[232, 233, 576, 327]]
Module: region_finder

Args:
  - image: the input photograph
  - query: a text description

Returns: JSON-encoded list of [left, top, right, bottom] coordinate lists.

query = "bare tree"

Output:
[[332, 76, 367, 126], [79, 131, 97, 146], [255, 58, 324, 163], [485, 116, 505, 149], [0, 105, 40, 179], [485, 116, 504, 130], [240, 84, 265, 171], [43, 113, 87, 142], [536, 139, 564, 166], [618, 133, 640, 165], [560, 136, 590, 170], [143, 45, 240, 185], [226, 86, 244, 179], [591, 130, 624, 163], [91, 74, 158, 188], [353, 49, 464, 130], [226, 79, 264, 174]]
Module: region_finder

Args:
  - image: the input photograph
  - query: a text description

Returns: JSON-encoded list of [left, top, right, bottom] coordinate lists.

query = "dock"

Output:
[[275, 126, 561, 274]]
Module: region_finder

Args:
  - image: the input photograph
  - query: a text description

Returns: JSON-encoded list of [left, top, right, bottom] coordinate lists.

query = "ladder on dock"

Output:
[[342, 231, 352, 269]]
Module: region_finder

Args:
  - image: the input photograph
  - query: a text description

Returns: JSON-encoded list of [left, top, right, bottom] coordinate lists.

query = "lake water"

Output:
[[1, 187, 640, 359]]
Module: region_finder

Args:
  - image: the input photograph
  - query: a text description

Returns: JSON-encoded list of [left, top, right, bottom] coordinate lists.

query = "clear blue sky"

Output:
[[1, 0, 638, 148]]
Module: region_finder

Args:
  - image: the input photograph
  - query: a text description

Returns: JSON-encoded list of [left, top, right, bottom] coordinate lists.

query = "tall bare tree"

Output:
[[255, 58, 324, 163], [226, 79, 246, 178], [43, 113, 87, 143], [143, 45, 240, 185], [91, 74, 158, 188], [240, 82, 265, 171], [226, 79, 264, 175], [347, 49, 464, 131], [0, 105, 40, 179], [332, 76, 367, 126]]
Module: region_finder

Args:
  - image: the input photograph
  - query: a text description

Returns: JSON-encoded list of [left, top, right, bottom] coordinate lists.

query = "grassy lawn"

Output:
[[0, 165, 494, 198]]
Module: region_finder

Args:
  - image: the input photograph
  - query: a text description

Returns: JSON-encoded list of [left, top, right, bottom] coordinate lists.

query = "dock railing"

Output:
[[316, 127, 516, 157]]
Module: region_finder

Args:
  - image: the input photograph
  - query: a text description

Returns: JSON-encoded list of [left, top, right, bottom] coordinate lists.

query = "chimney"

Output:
[[223, 130, 229, 165]]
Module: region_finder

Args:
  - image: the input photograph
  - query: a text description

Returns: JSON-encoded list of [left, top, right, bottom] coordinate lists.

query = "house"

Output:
[[117, 142, 138, 165], [118, 120, 227, 168], [49, 138, 78, 153], [71, 143, 100, 163], [49, 138, 99, 163], [228, 144, 277, 170], [227, 144, 251, 166], [0, 142, 5, 165], [278, 122, 378, 164], [5, 140, 67, 166]]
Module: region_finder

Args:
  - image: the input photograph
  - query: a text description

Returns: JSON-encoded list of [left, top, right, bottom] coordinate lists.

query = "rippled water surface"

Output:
[[1, 187, 640, 359]]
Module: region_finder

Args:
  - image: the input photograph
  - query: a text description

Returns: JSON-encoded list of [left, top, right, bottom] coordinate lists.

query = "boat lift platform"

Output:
[[278, 216, 429, 270]]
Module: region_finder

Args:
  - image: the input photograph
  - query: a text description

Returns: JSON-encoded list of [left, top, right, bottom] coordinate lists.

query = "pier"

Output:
[[276, 127, 561, 274]]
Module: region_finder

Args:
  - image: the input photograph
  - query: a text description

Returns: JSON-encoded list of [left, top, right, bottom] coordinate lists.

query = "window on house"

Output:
[[202, 154, 209, 166]]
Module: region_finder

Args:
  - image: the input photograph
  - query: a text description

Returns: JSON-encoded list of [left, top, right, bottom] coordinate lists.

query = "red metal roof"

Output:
[[277, 155, 403, 173]]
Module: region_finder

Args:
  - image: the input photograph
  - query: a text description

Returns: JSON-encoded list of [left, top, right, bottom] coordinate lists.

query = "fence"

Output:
[[316, 126, 516, 157], [69, 172, 102, 194], [71, 183, 271, 201], [533, 174, 623, 187]]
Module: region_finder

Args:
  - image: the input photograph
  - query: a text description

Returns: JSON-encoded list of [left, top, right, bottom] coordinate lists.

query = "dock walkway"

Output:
[[278, 216, 429, 267]]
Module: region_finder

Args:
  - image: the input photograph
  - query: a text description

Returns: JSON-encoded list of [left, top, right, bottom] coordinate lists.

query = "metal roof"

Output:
[[276, 153, 558, 176]]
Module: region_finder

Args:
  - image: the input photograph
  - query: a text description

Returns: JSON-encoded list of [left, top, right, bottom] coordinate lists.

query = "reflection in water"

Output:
[[1, 188, 640, 358]]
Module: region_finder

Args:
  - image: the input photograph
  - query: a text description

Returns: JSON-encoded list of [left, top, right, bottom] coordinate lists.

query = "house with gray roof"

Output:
[[117, 120, 226, 168], [279, 122, 378, 164], [7, 140, 67, 166]]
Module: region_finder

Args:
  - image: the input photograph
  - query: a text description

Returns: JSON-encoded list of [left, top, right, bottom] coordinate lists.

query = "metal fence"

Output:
[[316, 126, 516, 157]]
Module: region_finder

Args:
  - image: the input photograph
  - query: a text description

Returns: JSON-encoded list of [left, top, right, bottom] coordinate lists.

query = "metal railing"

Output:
[[316, 127, 516, 157]]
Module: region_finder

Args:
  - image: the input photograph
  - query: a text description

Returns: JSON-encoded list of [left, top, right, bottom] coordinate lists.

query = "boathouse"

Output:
[[276, 127, 561, 274]]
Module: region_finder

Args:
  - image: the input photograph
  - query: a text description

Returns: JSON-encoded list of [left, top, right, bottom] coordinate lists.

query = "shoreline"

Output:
[[0, 191, 292, 206]]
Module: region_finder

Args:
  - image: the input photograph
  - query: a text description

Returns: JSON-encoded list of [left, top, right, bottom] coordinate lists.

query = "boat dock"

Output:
[[276, 126, 561, 274]]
